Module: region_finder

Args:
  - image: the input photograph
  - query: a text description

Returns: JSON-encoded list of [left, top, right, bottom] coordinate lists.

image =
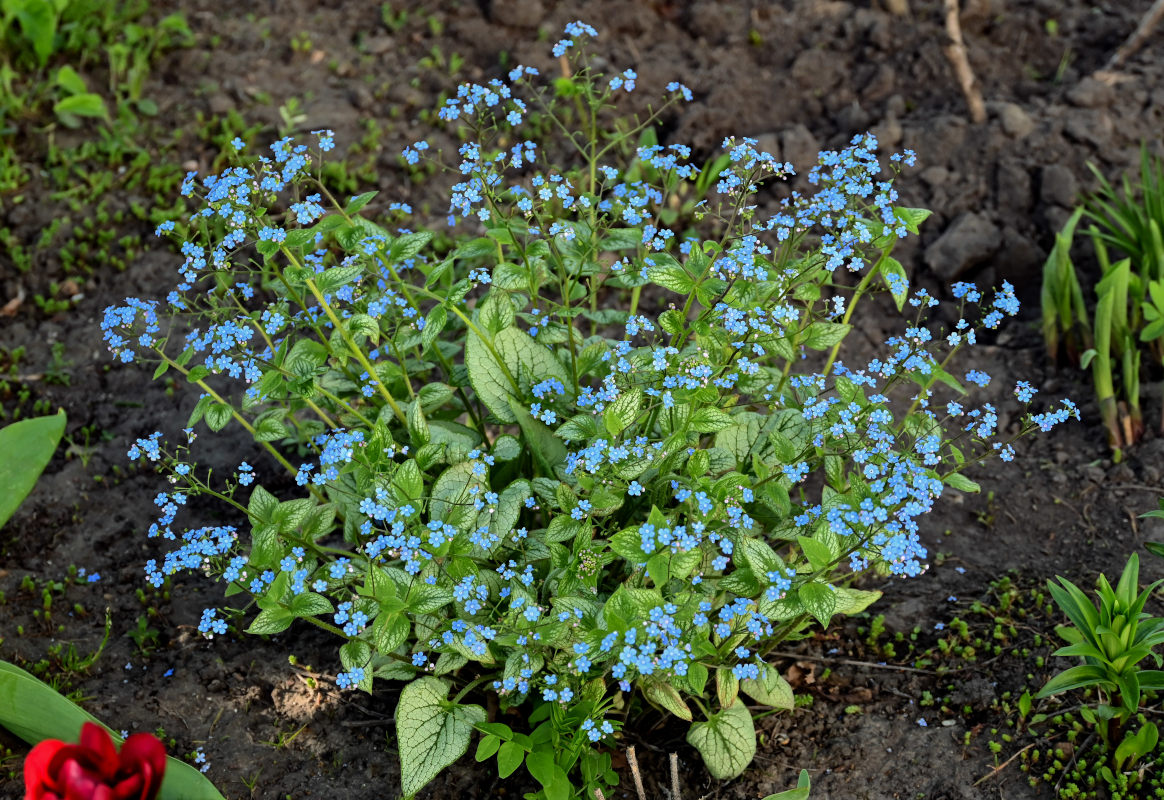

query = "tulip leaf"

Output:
[[0, 411, 66, 530], [0, 660, 225, 799]]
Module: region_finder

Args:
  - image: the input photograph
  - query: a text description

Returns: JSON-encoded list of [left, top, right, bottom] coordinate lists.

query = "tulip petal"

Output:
[[111, 772, 144, 800], [79, 723, 118, 777], [117, 734, 167, 799], [24, 738, 66, 798], [61, 758, 102, 800], [48, 745, 104, 783]]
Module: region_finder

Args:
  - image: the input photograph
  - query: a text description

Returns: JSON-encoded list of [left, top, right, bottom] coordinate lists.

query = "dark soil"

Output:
[[2, 1, 1164, 798]]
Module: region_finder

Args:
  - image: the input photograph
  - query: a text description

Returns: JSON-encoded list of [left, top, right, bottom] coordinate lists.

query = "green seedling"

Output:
[[1040, 207, 1091, 363], [1036, 553, 1164, 757], [1043, 146, 1164, 457]]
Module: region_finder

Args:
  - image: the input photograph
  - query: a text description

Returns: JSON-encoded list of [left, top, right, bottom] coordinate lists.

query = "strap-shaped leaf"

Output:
[[0, 411, 66, 530], [1137, 670, 1164, 690], [1114, 670, 1141, 714], [1036, 664, 1111, 698], [1047, 577, 1100, 645], [1050, 641, 1105, 661]]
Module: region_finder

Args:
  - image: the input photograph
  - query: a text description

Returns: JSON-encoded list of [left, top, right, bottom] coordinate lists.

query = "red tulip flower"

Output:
[[24, 722, 167, 800]]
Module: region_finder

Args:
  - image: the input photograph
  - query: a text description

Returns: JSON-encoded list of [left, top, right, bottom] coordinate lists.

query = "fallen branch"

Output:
[[943, 0, 986, 124]]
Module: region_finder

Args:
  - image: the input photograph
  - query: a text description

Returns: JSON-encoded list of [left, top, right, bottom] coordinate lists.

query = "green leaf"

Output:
[[643, 680, 693, 721], [491, 434, 522, 462], [740, 663, 794, 709], [496, 739, 525, 778], [14, 1, 57, 67], [0, 411, 65, 530], [944, 472, 980, 493], [246, 607, 294, 635], [648, 265, 695, 294], [798, 582, 837, 627], [53, 93, 109, 121], [833, 587, 881, 615], [880, 256, 909, 311], [479, 291, 516, 333], [893, 206, 933, 234], [761, 770, 811, 800], [204, 402, 232, 432], [430, 461, 483, 530], [556, 414, 598, 441], [715, 412, 764, 465], [372, 613, 411, 653], [466, 327, 569, 423], [408, 583, 454, 614], [391, 231, 434, 263], [508, 397, 567, 476], [396, 677, 486, 797], [347, 313, 381, 345], [475, 734, 501, 762], [797, 535, 833, 571], [407, 402, 430, 449], [186, 365, 210, 383], [0, 661, 225, 800], [525, 750, 570, 800], [454, 237, 496, 260], [610, 528, 649, 561], [345, 191, 378, 215], [802, 322, 851, 350], [247, 485, 278, 524], [316, 265, 363, 294], [604, 387, 642, 437], [738, 537, 783, 575], [422, 305, 447, 352], [717, 667, 739, 708], [689, 407, 734, 433], [686, 702, 757, 780], [1036, 664, 1111, 698], [55, 65, 88, 95], [253, 410, 289, 442], [290, 592, 334, 617]]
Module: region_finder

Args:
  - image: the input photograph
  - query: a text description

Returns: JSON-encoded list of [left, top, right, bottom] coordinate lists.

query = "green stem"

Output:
[[822, 255, 883, 377], [160, 353, 308, 486], [283, 246, 407, 424]]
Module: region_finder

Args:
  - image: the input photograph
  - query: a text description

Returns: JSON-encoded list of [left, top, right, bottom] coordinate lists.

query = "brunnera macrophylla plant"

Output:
[[101, 22, 1077, 799]]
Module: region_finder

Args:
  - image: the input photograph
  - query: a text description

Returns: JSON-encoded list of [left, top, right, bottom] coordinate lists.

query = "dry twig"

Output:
[[1106, 0, 1164, 70], [627, 746, 648, 800], [943, 0, 986, 124], [973, 741, 1042, 786], [669, 752, 681, 800]]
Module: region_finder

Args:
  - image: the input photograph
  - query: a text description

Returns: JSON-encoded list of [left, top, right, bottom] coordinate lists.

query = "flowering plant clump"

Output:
[[102, 23, 1076, 797]]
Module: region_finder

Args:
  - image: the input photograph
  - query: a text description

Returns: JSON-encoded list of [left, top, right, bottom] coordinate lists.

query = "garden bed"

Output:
[[2, 1, 1163, 798]]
